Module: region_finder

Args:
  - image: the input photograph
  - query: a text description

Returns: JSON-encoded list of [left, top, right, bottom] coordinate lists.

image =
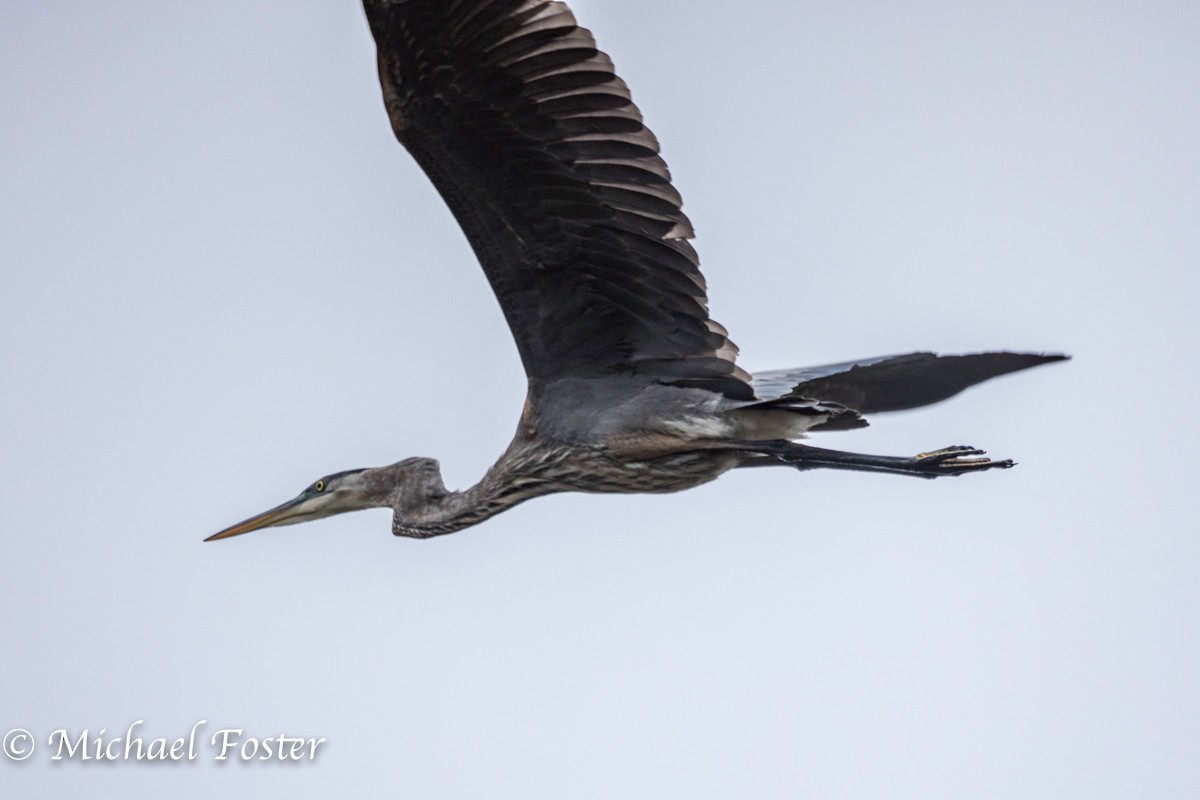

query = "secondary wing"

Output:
[[753, 352, 1068, 414]]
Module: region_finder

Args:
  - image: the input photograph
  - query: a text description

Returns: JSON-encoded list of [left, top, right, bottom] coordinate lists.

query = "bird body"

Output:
[[206, 0, 1066, 543]]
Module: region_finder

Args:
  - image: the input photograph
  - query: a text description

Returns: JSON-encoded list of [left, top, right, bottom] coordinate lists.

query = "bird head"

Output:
[[204, 458, 446, 542]]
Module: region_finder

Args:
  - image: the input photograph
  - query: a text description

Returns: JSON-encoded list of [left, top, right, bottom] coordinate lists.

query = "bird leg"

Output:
[[743, 441, 1014, 479]]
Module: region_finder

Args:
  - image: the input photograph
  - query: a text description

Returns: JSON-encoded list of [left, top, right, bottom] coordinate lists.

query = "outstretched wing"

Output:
[[753, 352, 1069, 415], [364, 0, 753, 400]]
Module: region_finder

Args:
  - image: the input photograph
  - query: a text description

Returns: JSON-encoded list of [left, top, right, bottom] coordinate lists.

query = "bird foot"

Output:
[[910, 445, 1013, 476]]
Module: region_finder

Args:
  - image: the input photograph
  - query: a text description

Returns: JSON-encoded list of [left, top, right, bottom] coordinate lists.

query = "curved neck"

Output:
[[389, 446, 568, 538]]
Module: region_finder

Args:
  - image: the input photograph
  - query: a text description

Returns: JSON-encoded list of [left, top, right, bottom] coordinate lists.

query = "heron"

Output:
[[207, 0, 1066, 543]]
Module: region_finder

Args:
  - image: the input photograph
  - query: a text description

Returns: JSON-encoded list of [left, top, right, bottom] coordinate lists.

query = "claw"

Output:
[[915, 445, 984, 460]]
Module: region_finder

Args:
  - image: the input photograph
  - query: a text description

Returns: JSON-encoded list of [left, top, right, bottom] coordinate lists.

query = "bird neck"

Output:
[[389, 446, 567, 538]]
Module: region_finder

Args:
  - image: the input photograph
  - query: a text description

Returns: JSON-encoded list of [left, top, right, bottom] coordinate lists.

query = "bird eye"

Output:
[[314, 480, 325, 492]]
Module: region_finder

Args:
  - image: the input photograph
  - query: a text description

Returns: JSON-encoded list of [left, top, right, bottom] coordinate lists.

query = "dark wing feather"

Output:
[[364, 0, 753, 400], [753, 352, 1069, 415]]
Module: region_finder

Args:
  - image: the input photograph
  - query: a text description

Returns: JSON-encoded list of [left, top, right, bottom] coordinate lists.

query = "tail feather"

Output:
[[751, 352, 1068, 420]]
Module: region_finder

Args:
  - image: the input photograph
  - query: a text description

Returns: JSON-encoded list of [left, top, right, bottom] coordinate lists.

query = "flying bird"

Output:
[[207, 0, 1066, 542]]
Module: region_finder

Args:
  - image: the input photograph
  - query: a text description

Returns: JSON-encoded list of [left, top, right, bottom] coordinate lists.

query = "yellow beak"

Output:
[[205, 495, 312, 542]]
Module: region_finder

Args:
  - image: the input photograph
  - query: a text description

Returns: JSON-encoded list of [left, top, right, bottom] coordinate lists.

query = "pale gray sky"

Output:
[[3, 1, 1198, 797]]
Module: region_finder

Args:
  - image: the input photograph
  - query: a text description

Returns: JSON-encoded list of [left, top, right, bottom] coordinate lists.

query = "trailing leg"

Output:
[[742, 441, 1014, 479]]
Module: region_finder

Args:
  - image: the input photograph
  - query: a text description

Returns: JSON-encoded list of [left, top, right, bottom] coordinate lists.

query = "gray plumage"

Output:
[[206, 0, 1066, 544]]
